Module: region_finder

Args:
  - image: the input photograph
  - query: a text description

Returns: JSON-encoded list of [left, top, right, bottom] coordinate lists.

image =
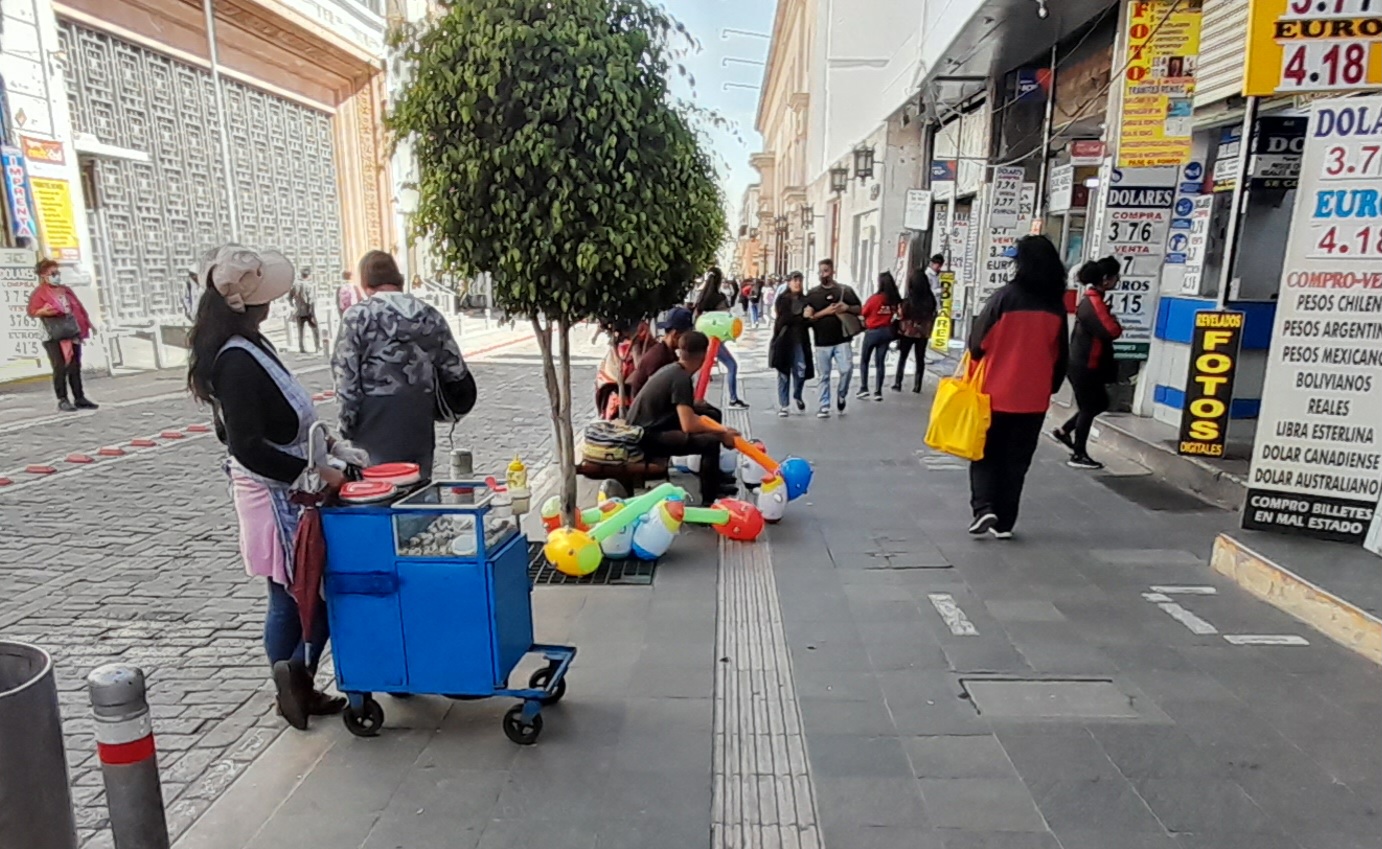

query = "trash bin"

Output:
[[0, 641, 78, 849]]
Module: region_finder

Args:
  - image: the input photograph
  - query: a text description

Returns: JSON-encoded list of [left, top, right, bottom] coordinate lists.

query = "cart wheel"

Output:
[[502, 706, 543, 745], [343, 697, 385, 737], [528, 667, 567, 705]]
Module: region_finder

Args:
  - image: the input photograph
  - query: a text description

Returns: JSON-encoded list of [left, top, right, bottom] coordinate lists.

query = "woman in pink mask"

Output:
[[26, 258, 97, 412]]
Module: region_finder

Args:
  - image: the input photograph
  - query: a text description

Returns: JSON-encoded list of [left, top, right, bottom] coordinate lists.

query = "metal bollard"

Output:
[[0, 641, 79, 849], [88, 665, 169, 849]]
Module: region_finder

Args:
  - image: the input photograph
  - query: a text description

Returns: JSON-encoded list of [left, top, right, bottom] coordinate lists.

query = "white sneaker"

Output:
[[778, 408, 790, 418], [968, 513, 998, 535], [817, 408, 830, 419], [989, 528, 1014, 540], [855, 390, 871, 400]]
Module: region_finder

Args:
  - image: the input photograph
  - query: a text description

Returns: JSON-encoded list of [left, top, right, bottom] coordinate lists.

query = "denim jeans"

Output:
[[777, 345, 807, 408], [749, 302, 761, 326], [815, 342, 854, 410], [717, 344, 741, 402], [265, 578, 329, 675], [858, 327, 893, 395]]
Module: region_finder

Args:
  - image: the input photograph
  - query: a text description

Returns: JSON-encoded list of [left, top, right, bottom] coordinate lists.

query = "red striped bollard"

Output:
[[88, 665, 169, 849]]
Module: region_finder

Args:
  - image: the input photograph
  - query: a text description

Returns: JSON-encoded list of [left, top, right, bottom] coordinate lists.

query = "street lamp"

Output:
[[800, 204, 814, 229], [749, 227, 760, 240], [829, 165, 849, 194], [852, 145, 876, 181], [773, 215, 788, 233]]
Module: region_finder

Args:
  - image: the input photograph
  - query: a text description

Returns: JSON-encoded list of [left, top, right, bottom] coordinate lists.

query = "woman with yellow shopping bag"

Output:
[[960, 235, 1069, 540]]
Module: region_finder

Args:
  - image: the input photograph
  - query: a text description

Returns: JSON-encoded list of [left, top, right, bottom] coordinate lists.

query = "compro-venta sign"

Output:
[[1178, 311, 1244, 458], [1101, 180, 1174, 359], [1246, 0, 1382, 97], [1245, 95, 1382, 543]]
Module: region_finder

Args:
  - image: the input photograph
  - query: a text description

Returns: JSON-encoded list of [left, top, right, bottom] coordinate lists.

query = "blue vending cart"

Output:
[[320, 480, 575, 744]]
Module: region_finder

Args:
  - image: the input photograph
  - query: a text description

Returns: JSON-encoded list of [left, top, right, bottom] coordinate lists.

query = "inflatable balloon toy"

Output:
[[544, 483, 686, 576], [541, 495, 591, 533], [739, 439, 769, 489], [681, 500, 764, 542], [693, 311, 745, 403], [631, 499, 685, 560], [698, 415, 814, 501], [719, 451, 738, 477], [757, 473, 788, 523], [597, 498, 635, 559]]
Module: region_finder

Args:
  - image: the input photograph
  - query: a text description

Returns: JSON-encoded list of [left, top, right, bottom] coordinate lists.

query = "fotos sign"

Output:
[[1245, 95, 1382, 543]]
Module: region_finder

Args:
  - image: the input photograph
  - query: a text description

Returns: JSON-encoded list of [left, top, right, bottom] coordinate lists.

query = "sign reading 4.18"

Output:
[[1247, 0, 1382, 96]]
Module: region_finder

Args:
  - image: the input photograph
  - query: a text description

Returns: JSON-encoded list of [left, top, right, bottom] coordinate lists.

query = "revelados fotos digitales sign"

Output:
[[1177, 311, 1244, 459], [1245, 96, 1382, 544]]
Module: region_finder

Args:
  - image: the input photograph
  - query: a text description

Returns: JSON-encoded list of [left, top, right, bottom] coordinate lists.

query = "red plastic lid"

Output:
[[340, 481, 397, 502], [362, 462, 420, 480]]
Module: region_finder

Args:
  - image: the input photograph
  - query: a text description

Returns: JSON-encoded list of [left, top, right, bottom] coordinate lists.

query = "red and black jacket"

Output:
[[967, 283, 1069, 414], [1069, 287, 1123, 384]]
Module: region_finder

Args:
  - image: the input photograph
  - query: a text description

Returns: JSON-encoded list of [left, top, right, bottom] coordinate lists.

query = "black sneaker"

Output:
[[837, 399, 847, 413], [968, 513, 998, 535], [890, 384, 903, 392], [728, 399, 749, 409], [796, 399, 806, 412], [1068, 454, 1104, 470], [57, 399, 76, 412], [74, 398, 99, 410], [855, 389, 870, 401], [307, 690, 347, 716], [1051, 428, 1076, 451], [873, 392, 883, 402]]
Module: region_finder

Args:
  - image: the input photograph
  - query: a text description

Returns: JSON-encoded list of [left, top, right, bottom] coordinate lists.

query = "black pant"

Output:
[[858, 327, 893, 395], [641, 428, 723, 506], [42, 340, 85, 403], [893, 336, 926, 391], [296, 315, 319, 352], [1061, 372, 1111, 456], [969, 412, 1045, 533]]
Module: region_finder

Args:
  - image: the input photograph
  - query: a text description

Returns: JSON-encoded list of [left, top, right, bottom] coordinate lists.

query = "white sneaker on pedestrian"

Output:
[[856, 389, 871, 400], [968, 513, 998, 535], [1068, 454, 1104, 470], [778, 407, 790, 418], [989, 528, 1014, 540], [817, 408, 830, 419]]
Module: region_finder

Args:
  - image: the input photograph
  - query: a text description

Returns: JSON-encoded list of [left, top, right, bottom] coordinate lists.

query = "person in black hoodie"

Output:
[[1053, 257, 1124, 469], [769, 271, 814, 415], [966, 235, 1070, 539]]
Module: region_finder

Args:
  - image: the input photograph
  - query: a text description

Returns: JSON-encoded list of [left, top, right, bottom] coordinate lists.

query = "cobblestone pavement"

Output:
[[0, 345, 594, 848]]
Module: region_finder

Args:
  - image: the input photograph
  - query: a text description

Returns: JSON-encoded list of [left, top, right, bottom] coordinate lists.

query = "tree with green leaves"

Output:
[[388, 0, 725, 519]]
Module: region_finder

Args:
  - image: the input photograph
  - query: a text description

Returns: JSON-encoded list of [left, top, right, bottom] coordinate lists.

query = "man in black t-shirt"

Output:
[[627, 331, 742, 505], [804, 258, 862, 417]]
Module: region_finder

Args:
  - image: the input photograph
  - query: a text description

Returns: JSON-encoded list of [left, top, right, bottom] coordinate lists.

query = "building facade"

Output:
[[1, 0, 392, 380]]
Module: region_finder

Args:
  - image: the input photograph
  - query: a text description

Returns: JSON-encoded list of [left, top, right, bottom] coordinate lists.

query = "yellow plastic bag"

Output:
[[924, 354, 991, 461]]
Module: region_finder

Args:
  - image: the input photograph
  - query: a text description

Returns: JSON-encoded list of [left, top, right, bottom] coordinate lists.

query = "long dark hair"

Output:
[[904, 267, 936, 318], [187, 280, 271, 403], [877, 271, 902, 305], [1011, 235, 1068, 307], [693, 266, 725, 315]]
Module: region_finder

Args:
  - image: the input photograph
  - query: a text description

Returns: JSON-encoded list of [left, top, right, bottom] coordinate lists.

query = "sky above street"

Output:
[[661, 0, 776, 232]]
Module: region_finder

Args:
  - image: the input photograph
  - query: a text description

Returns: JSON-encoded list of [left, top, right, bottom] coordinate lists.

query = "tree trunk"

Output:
[[530, 315, 574, 525], [612, 338, 627, 420], [556, 317, 578, 521]]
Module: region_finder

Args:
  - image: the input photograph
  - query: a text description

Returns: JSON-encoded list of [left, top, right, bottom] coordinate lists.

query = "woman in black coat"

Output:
[[770, 271, 815, 416]]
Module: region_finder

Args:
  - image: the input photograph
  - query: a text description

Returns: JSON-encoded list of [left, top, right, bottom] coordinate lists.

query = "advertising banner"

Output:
[[1178, 311, 1244, 458], [1049, 164, 1075, 214], [1, 146, 39, 244], [31, 178, 80, 263], [1246, 0, 1382, 97], [0, 248, 42, 370], [1245, 95, 1382, 543], [977, 182, 1035, 302], [1101, 177, 1175, 359], [1249, 116, 1308, 190], [904, 189, 934, 231], [19, 136, 65, 167], [931, 271, 955, 352], [1117, 0, 1203, 168], [1179, 195, 1215, 295]]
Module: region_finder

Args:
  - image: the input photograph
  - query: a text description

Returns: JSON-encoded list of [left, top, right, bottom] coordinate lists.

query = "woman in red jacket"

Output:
[[1053, 257, 1124, 469], [26, 258, 98, 412], [965, 236, 1069, 539], [857, 271, 902, 401]]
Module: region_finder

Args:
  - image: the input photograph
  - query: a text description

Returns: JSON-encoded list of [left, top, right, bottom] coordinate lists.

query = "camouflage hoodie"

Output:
[[332, 291, 469, 438]]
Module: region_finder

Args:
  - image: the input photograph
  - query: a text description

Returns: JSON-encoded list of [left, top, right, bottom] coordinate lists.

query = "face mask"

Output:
[[47, 273, 61, 285]]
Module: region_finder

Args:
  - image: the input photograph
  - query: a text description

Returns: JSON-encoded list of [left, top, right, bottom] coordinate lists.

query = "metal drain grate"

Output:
[[526, 541, 658, 586]]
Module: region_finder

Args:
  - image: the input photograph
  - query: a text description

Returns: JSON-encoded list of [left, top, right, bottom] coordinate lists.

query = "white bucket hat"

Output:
[[198, 244, 294, 312]]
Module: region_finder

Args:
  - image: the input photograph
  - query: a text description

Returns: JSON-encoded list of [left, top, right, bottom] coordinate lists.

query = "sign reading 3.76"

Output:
[[1247, 0, 1382, 96]]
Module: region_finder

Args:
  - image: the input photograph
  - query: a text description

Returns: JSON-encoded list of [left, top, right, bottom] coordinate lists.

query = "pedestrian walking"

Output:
[[965, 235, 1069, 539], [1052, 257, 1124, 470], [290, 269, 320, 353], [770, 271, 814, 416], [186, 243, 350, 730], [693, 267, 748, 409], [761, 276, 777, 320], [804, 258, 862, 417], [26, 258, 98, 412], [336, 268, 361, 315], [924, 253, 946, 305], [333, 251, 472, 479], [858, 271, 902, 401], [748, 279, 764, 328], [893, 267, 938, 393]]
